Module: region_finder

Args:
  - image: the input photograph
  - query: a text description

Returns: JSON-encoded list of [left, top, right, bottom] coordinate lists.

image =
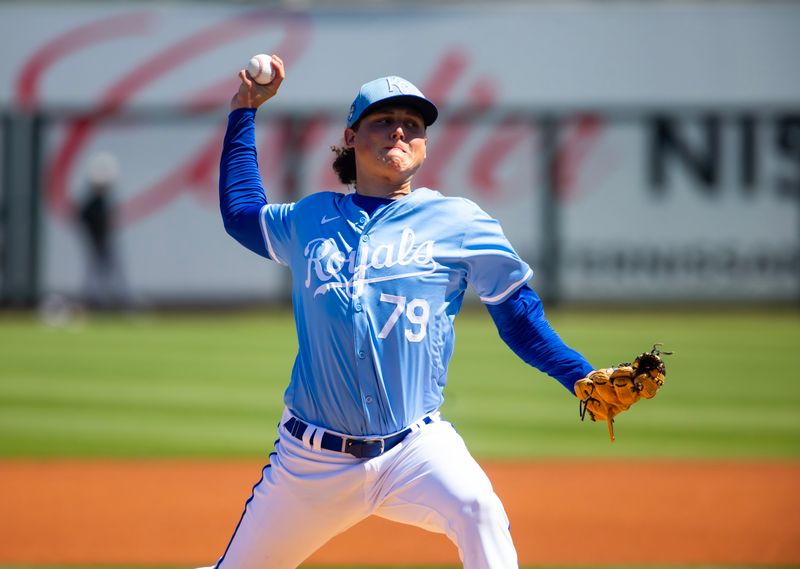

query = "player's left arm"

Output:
[[485, 284, 594, 392], [458, 200, 592, 392], [462, 203, 668, 439]]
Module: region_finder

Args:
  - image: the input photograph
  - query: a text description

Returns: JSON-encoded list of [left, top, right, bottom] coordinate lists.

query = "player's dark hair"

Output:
[[331, 145, 356, 186]]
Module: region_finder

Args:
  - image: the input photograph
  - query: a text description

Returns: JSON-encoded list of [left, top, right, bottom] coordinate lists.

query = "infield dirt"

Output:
[[1, 460, 798, 566]]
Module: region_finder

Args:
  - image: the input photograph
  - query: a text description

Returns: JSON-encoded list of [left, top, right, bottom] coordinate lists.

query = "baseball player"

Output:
[[210, 54, 597, 568]]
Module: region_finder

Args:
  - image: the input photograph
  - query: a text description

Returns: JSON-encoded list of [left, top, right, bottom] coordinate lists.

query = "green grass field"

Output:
[[1, 306, 798, 460]]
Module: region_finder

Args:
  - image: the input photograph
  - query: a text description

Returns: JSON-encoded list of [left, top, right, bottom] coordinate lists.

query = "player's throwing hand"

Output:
[[230, 54, 285, 111]]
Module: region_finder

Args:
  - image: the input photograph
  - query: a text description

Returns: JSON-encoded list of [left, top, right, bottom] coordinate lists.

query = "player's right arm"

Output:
[[219, 55, 285, 258]]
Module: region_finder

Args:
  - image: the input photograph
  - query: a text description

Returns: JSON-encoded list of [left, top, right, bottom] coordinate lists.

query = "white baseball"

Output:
[[247, 54, 275, 85]]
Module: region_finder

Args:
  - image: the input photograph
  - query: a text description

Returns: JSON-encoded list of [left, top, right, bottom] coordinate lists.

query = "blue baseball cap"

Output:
[[346, 76, 438, 128]]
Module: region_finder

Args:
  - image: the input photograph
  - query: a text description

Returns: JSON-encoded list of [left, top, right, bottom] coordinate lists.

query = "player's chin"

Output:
[[385, 163, 423, 184]]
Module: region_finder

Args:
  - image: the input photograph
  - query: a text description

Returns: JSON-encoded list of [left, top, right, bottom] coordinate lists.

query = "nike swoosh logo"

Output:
[[321, 215, 340, 224]]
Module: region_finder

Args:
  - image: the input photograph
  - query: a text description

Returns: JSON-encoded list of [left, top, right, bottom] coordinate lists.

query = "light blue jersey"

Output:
[[212, 76, 581, 568], [260, 188, 532, 436]]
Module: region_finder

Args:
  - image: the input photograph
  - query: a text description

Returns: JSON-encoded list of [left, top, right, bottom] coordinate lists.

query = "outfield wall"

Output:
[[0, 2, 798, 305]]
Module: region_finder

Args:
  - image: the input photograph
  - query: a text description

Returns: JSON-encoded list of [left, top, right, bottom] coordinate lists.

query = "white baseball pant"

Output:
[[204, 408, 519, 569]]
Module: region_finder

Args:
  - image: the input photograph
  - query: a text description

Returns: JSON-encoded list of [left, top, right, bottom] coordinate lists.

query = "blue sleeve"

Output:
[[486, 284, 595, 393], [219, 108, 270, 258]]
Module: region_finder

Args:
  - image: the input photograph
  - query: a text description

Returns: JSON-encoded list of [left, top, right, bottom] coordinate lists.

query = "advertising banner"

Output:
[[1, 3, 797, 303]]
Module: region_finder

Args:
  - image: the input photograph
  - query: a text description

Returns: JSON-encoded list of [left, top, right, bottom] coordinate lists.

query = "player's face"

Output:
[[345, 106, 427, 185]]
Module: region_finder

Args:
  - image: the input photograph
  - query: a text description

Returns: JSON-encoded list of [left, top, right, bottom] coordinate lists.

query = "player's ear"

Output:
[[344, 128, 356, 148]]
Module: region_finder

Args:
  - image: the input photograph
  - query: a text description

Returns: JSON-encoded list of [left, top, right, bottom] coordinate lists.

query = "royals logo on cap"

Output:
[[346, 75, 438, 128], [385, 76, 414, 94]]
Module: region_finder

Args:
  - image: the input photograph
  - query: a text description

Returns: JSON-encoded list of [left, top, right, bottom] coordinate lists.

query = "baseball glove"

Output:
[[574, 344, 671, 441]]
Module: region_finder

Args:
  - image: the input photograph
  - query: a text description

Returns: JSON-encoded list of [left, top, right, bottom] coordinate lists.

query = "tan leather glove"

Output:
[[574, 346, 669, 441]]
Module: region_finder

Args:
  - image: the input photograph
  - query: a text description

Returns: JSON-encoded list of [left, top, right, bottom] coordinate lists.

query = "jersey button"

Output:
[[365, 396, 374, 404], [360, 235, 369, 243], [354, 303, 362, 312], [359, 217, 366, 224], [358, 350, 366, 359]]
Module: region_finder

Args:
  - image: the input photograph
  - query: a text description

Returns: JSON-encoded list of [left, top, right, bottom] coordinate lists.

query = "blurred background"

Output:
[[0, 1, 799, 568], [2, 0, 797, 310]]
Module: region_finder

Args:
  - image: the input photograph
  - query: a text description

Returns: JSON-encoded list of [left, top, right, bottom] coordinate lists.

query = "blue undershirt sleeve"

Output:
[[219, 108, 270, 258], [485, 284, 595, 393]]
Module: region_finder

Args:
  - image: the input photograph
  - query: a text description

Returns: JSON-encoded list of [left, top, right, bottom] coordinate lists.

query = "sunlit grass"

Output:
[[1, 307, 798, 459]]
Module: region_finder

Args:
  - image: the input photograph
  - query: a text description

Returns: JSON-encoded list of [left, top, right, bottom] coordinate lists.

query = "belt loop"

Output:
[[310, 427, 323, 452], [302, 425, 315, 448]]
